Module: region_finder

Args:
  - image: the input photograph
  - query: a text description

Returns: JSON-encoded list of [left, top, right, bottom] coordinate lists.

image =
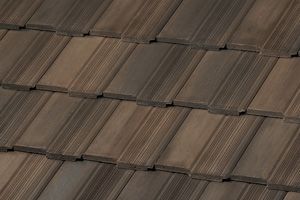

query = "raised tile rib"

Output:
[[117, 107, 190, 169], [239, 184, 286, 200], [0, 29, 6, 40], [248, 58, 300, 118], [285, 90, 300, 123], [56, 0, 112, 36], [0, 0, 43, 29], [155, 174, 208, 200], [26, 0, 75, 31], [14, 93, 82, 154], [0, 91, 51, 151], [69, 38, 136, 98], [37, 37, 103, 92], [0, 87, 15, 111], [284, 192, 300, 200], [231, 118, 299, 184], [47, 98, 119, 160], [122, 0, 183, 43], [268, 129, 300, 192], [199, 182, 247, 200], [91, 0, 144, 38], [227, 0, 293, 51], [2, 32, 70, 90], [84, 101, 152, 164], [75, 164, 134, 200], [0, 30, 37, 83], [137, 46, 205, 107], [0, 154, 62, 200], [174, 50, 240, 108], [262, 0, 300, 57], [192, 0, 255, 49], [157, 0, 215, 44], [156, 110, 224, 174], [191, 115, 264, 181], [104, 43, 172, 100], [209, 53, 277, 115]]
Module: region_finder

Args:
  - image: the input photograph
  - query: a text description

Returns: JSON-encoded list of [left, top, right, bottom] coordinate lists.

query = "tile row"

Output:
[[0, 90, 300, 191], [0, 0, 300, 56], [0, 151, 299, 200], [0, 30, 299, 121]]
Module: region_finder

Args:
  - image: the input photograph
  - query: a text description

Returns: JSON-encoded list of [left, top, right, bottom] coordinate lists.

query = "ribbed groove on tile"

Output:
[[285, 90, 300, 123], [2, 32, 70, 90], [227, 0, 293, 51], [0, 29, 6, 40], [56, 0, 112, 36], [156, 110, 224, 174], [14, 93, 82, 154], [104, 43, 173, 100], [117, 171, 172, 200], [284, 192, 300, 200], [191, 115, 264, 181], [0, 154, 62, 200], [157, 0, 216, 44], [239, 184, 286, 200], [0, 87, 15, 111], [261, 0, 300, 57], [46, 98, 119, 161], [90, 0, 144, 38], [174, 50, 241, 108], [0, 30, 38, 83], [26, 0, 75, 31], [122, 0, 183, 43], [37, 37, 103, 92], [0, 0, 43, 29], [84, 101, 152, 164], [117, 107, 190, 169], [0, 91, 51, 151], [75, 164, 134, 200], [268, 129, 300, 192], [191, 0, 255, 49], [137, 46, 205, 107], [69, 38, 136, 98], [248, 58, 300, 118], [231, 118, 299, 184], [199, 182, 248, 200], [208, 52, 277, 115]]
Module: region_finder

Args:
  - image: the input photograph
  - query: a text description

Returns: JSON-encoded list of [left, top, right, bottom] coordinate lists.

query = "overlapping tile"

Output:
[[231, 118, 299, 184], [14, 93, 82, 154], [0, 90, 51, 151], [0, 29, 6, 40], [122, 0, 183, 43], [285, 90, 300, 123], [174, 50, 240, 108], [261, 0, 300, 57], [239, 184, 286, 200], [84, 101, 190, 169], [26, 0, 75, 31], [2, 31, 70, 90], [68, 38, 136, 98], [0, 152, 62, 200], [38, 161, 133, 200], [227, 0, 293, 51], [0, 0, 43, 29], [137, 46, 205, 107], [104, 43, 172, 100], [284, 192, 300, 200], [208, 52, 277, 115], [46, 98, 119, 160], [91, 0, 144, 38], [248, 57, 300, 118], [56, 0, 112, 36], [0, 87, 15, 111], [37, 37, 103, 92]]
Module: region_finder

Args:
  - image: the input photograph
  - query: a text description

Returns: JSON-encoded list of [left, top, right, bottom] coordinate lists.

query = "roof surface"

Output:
[[0, 0, 300, 199]]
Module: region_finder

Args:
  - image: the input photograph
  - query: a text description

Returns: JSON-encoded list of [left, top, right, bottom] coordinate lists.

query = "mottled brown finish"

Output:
[[285, 90, 300, 123]]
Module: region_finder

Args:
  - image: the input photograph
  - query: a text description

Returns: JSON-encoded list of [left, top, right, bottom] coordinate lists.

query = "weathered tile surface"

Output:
[[0, 29, 6, 40], [2, 31, 70, 90], [284, 192, 300, 200], [0, 87, 15, 111], [285, 90, 300, 123]]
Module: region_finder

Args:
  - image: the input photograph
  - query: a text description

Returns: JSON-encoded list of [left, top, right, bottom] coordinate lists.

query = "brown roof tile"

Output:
[[0, 87, 15, 111], [285, 90, 300, 123], [37, 36, 103, 92], [2, 31, 70, 90], [0, 29, 6, 40], [0, 0, 43, 29], [239, 184, 286, 200], [284, 192, 300, 200]]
